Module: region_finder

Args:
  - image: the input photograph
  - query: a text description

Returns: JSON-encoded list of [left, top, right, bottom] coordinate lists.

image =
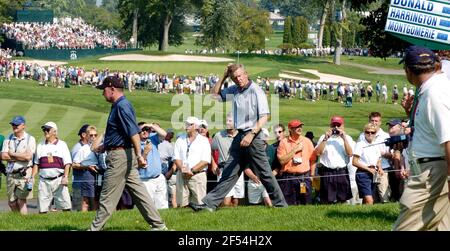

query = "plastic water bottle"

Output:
[[26, 179, 33, 191]]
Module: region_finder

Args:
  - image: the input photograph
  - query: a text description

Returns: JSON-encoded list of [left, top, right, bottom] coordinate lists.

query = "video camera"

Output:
[[332, 128, 340, 135]]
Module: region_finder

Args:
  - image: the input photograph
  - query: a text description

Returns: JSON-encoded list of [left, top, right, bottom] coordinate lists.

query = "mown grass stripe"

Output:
[[0, 100, 32, 136], [56, 106, 87, 140], [0, 99, 18, 127]]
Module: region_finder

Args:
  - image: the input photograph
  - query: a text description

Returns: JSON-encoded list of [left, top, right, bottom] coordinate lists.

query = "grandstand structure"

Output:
[[1, 6, 139, 60]]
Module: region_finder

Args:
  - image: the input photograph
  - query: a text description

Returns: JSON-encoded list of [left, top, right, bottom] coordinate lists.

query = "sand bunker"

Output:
[[279, 69, 370, 84]]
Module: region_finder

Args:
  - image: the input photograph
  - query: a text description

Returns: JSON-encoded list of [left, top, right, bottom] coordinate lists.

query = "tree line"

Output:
[[0, 0, 410, 58]]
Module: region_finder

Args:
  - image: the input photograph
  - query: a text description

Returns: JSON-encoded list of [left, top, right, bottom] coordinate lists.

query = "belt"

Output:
[[417, 156, 445, 164], [142, 174, 160, 180], [40, 173, 64, 180], [105, 146, 130, 151], [10, 167, 29, 174]]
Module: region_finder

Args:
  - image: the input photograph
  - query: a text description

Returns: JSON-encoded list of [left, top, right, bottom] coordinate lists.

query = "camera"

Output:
[[332, 128, 339, 135], [293, 157, 303, 164]]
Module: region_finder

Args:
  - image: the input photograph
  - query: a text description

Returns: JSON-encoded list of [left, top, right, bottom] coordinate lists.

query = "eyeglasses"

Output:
[[89, 134, 97, 137], [365, 131, 376, 135]]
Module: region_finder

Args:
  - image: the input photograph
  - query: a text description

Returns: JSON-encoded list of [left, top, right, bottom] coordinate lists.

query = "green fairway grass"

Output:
[[0, 203, 399, 230], [0, 54, 408, 230]]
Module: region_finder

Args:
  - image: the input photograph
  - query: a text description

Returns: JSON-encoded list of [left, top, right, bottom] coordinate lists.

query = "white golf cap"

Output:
[[185, 116, 199, 125], [198, 119, 208, 128], [42, 121, 58, 131]]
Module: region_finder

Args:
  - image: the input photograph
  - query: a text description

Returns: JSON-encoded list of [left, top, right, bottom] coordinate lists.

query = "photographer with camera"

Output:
[[277, 119, 317, 205], [1, 116, 36, 215], [315, 116, 355, 204], [393, 45, 450, 231], [137, 121, 168, 209]]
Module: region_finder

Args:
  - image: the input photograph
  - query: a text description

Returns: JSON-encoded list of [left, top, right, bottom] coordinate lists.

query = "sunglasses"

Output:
[[11, 124, 20, 127], [89, 134, 97, 137], [365, 131, 376, 135], [42, 128, 51, 133]]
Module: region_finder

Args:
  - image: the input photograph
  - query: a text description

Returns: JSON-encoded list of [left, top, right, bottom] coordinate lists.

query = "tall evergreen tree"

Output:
[[283, 16, 292, 44]]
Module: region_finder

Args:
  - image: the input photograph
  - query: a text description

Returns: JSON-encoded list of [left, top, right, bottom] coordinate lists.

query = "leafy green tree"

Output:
[[322, 25, 331, 47], [292, 16, 308, 47], [79, 3, 122, 31], [0, 0, 25, 24], [41, 0, 86, 17], [283, 16, 292, 44], [234, 3, 271, 52], [196, 0, 238, 50], [360, 0, 409, 58]]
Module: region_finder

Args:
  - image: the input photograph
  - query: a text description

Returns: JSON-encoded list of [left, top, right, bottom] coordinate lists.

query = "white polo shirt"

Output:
[[173, 133, 211, 171], [354, 138, 382, 167], [73, 144, 98, 167], [1, 132, 36, 172], [357, 128, 390, 169], [316, 134, 355, 168], [410, 72, 450, 158]]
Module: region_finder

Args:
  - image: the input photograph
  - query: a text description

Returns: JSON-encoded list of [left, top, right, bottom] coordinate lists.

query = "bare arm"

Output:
[[278, 143, 302, 166], [212, 68, 229, 96], [131, 134, 146, 167]]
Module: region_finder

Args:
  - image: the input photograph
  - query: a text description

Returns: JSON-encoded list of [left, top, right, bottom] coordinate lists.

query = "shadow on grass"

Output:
[[47, 225, 85, 231], [326, 209, 398, 222]]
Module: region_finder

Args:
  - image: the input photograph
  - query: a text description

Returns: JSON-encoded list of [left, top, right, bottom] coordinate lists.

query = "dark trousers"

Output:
[[319, 166, 352, 204], [278, 173, 312, 205], [203, 131, 287, 208]]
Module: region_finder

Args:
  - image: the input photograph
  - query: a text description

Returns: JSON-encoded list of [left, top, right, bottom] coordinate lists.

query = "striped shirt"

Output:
[[34, 139, 72, 179]]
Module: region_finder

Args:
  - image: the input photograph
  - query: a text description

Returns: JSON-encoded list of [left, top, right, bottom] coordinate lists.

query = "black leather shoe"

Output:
[[188, 202, 214, 212]]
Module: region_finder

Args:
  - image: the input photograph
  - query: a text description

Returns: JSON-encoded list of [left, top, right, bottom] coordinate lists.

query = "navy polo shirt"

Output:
[[104, 96, 140, 149]]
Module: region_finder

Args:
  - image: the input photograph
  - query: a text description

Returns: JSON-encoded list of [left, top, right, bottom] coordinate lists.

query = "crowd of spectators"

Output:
[[0, 110, 408, 214], [1, 17, 126, 50]]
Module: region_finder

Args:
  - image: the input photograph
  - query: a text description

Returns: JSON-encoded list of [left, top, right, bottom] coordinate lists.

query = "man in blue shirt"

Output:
[[90, 76, 167, 231], [138, 122, 168, 209], [189, 64, 287, 211]]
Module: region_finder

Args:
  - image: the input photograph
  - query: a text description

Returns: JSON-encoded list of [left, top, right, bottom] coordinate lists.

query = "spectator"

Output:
[[353, 123, 383, 205], [158, 129, 176, 208], [245, 128, 272, 206], [211, 113, 245, 207], [70, 124, 90, 211], [173, 116, 211, 207], [1, 116, 36, 215], [315, 116, 355, 204], [72, 126, 101, 211], [31, 122, 72, 213], [357, 112, 393, 203], [137, 122, 168, 210], [277, 119, 317, 205]]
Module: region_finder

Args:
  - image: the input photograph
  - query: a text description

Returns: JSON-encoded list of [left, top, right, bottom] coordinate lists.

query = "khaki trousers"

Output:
[[393, 160, 450, 231], [90, 149, 165, 230]]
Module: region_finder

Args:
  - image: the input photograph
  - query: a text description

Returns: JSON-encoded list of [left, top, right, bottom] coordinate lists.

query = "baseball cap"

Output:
[[198, 119, 208, 128], [78, 124, 90, 136], [330, 116, 344, 126], [10, 116, 26, 126], [185, 116, 199, 126], [386, 119, 402, 127], [96, 76, 124, 89], [399, 45, 437, 65], [41, 121, 58, 131], [288, 119, 304, 128]]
